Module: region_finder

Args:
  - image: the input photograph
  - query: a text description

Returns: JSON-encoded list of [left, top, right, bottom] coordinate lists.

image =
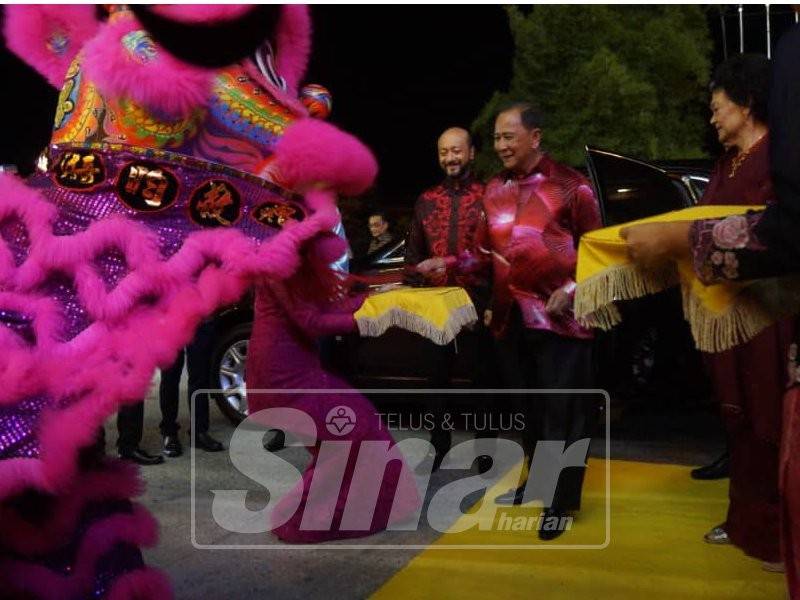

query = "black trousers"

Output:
[[427, 340, 455, 453], [116, 401, 145, 452], [158, 320, 214, 436], [495, 309, 598, 511], [117, 321, 215, 448], [427, 322, 498, 454]]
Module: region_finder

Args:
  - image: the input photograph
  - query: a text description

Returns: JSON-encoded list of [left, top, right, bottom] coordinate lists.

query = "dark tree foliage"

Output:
[[472, 5, 713, 174]]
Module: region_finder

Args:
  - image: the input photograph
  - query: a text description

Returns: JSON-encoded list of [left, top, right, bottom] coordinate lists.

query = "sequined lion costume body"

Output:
[[0, 5, 397, 598]]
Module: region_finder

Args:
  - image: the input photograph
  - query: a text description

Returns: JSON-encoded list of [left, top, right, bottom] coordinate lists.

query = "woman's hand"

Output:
[[619, 221, 692, 269], [545, 288, 571, 316]]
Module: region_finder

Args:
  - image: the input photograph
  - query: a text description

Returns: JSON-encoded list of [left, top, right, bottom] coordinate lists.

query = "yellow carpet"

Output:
[[372, 459, 786, 600]]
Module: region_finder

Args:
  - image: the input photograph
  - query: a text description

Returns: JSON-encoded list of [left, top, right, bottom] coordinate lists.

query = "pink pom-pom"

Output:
[[274, 119, 378, 196]]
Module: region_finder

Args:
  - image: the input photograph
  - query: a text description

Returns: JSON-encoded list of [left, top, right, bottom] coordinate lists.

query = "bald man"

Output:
[[405, 128, 488, 293], [405, 127, 493, 473]]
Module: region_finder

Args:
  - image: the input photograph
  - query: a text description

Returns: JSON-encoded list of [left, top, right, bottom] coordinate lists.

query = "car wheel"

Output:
[[211, 322, 252, 425]]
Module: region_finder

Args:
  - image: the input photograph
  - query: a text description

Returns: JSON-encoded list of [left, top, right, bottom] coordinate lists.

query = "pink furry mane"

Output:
[[275, 5, 312, 94], [149, 5, 253, 24], [81, 11, 215, 119], [3, 5, 100, 87]]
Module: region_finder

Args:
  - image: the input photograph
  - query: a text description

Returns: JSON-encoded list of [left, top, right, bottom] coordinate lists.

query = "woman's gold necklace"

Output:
[[729, 134, 766, 179]]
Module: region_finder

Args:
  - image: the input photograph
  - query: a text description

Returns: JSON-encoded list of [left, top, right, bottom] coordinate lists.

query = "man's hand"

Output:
[[619, 221, 692, 270], [483, 309, 493, 327], [545, 288, 571, 316], [416, 257, 447, 277]]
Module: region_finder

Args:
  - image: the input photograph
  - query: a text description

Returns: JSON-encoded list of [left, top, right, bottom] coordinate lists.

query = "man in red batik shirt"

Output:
[[405, 127, 493, 473], [482, 102, 602, 540], [406, 127, 490, 306]]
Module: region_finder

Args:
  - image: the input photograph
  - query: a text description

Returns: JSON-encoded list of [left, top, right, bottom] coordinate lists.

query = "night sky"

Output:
[[306, 6, 513, 203], [0, 5, 797, 209], [0, 5, 512, 206]]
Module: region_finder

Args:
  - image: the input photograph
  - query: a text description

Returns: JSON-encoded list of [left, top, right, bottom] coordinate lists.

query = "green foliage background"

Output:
[[472, 5, 713, 176]]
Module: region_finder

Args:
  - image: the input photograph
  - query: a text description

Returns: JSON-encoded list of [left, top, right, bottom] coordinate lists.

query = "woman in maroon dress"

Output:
[[694, 55, 794, 570], [621, 28, 800, 595]]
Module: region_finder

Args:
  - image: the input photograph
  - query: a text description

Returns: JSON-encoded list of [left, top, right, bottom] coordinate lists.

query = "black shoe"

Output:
[[494, 484, 528, 506], [476, 455, 493, 476], [192, 432, 224, 452], [691, 452, 729, 480], [538, 507, 569, 541], [118, 447, 165, 466], [264, 429, 286, 452], [162, 434, 183, 458]]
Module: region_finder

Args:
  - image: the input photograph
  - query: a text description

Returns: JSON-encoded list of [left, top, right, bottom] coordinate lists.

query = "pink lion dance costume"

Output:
[[0, 5, 415, 598]]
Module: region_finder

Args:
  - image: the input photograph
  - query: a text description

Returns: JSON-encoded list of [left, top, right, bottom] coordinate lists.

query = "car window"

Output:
[[586, 150, 692, 227]]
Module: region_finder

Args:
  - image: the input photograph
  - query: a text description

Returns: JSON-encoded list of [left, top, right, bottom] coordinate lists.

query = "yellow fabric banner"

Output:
[[574, 204, 800, 352], [355, 286, 478, 346]]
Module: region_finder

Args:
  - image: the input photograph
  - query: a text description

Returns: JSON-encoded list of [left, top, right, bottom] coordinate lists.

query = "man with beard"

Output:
[[406, 128, 489, 294], [405, 127, 492, 473]]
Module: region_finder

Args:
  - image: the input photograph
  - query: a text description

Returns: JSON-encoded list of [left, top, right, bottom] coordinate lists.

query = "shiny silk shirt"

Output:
[[481, 154, 602, 339]]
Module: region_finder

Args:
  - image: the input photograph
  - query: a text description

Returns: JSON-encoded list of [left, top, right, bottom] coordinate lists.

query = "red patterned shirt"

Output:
[[480, 154, 602, 339], [405, 175, 490, 305]]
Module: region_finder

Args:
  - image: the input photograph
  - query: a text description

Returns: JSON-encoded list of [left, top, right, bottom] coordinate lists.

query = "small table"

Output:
[[354, 286, 477, 346]]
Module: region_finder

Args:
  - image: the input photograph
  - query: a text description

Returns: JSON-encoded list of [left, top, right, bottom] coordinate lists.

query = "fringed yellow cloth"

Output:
[[355, 286, 478, 346], [574, 204, 800, 353]]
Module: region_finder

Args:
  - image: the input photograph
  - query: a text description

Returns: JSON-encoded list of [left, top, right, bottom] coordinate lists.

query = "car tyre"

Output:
[[211, 322, 252, 425]]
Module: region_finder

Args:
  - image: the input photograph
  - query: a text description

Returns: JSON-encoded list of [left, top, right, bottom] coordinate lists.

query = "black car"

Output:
[[209, 147, 712, 424], [586, 147, 712, 411]]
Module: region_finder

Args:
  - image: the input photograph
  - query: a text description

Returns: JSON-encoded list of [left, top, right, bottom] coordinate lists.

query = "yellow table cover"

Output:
[[355, 286, 477, 346], [575, 204, 800, 353]]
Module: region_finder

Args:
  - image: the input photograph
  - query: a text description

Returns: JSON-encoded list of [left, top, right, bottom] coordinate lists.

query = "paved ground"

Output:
[[102, 375, 726, 599]]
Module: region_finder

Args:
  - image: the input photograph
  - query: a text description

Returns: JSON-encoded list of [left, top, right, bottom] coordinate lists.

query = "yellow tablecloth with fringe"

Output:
[[575, 204, 800, 353], [355, 286, 477, 346]]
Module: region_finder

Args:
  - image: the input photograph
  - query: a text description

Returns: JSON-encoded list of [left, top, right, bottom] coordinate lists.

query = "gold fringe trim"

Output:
[[685, 275, 800, 353], [356, 304, 478, 346], [577, 264, 800, 353], [574, 264, 679, 330]]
